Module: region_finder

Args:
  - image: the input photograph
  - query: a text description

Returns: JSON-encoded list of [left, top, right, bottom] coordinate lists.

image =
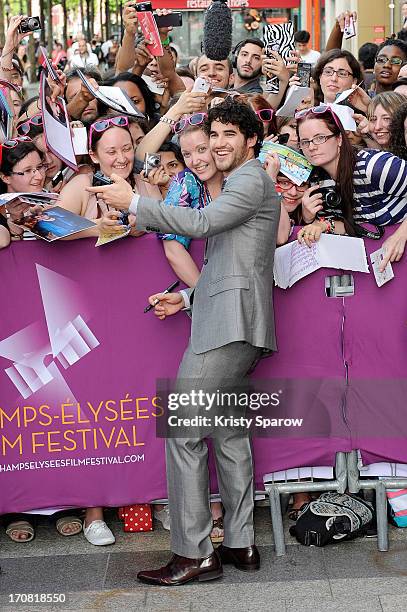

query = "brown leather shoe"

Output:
[[137, 551, 223, 586], [217, 544, 260, 571]]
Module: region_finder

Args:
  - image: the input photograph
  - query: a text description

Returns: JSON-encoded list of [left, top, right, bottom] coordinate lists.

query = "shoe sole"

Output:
[[138, 570, 223, 586], [219, 555, 260, 571]]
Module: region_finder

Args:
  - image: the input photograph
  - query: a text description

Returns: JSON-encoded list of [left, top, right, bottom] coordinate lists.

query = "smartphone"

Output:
[[192, 77, 210, 93], [297, 62, 312, 88], [343, 15, 356, 39], [136, 2, 164, 56], [154, 12, 183, 28]]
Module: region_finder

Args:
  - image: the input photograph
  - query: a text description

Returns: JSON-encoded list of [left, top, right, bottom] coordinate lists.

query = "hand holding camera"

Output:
[[2, 15, 40, 67], [302, 185, 324, 223]]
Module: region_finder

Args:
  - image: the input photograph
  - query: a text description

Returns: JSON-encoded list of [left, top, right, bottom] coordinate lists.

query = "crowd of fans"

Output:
[[2, 4, 407, 546]]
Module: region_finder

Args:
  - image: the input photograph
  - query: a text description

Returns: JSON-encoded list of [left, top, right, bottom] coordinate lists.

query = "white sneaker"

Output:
[[154, 506, 170, 530], [84, 520, 115, 546]]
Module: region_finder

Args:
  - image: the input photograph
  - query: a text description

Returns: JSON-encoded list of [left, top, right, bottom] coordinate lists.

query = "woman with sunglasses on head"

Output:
[[135, 88, 208, 164], [58, 115, 144, 244], [294, 106, 407, 268], [246, 95, 277, 138]]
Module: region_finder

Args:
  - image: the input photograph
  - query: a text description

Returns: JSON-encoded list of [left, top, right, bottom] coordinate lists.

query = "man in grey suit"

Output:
[[87, 100, 281, 585]]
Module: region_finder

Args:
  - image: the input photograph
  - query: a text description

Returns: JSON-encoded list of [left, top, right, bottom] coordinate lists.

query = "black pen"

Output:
[[144, 280, 180, 313]]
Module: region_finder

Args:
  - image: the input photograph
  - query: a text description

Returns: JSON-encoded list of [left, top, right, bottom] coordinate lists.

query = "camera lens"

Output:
[[325, 190, 341, 207]]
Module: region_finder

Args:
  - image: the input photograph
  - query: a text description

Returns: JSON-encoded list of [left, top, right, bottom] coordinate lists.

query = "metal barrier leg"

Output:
[[346, 450, 360, 494], [375, 481, 389, 552], [336, 452, 348, 494], [268, 485, 286, 557]]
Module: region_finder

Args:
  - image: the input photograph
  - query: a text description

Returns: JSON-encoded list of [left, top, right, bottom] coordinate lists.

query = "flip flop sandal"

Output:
[[55, 515, 82, 536], [6, 520, 35, 543], [210, 517, 224, 543]]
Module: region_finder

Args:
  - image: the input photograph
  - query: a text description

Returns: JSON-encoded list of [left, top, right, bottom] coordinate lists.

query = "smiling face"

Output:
[[89, 126, 134, 179], [196, 55, 233, 89], [114, 81, 146, 114], [179, 129, 219, 182], [298, 117, 341, 170], [236, 43, 263, 81], [368, 103, 392, 147], [374, 45, 405, 88], [276, 175, 308, 212], [209, 120, 256, 174], [320, 57, 357, 103], [1, 151, 46, 193]]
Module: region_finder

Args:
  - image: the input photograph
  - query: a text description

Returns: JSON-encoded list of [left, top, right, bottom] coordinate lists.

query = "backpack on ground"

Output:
[[289, 491, 375, 547]]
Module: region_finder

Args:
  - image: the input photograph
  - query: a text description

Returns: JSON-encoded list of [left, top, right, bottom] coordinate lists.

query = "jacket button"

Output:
[[203, 258, 208, 265]]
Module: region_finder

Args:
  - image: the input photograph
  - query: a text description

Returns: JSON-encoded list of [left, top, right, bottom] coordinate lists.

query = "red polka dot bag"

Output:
[[118, 505, 153, 532]]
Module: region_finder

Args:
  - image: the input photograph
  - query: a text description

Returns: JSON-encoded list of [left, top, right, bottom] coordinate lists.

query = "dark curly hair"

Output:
[[204, 98, 263, 157], [388, 101, 407, 160]]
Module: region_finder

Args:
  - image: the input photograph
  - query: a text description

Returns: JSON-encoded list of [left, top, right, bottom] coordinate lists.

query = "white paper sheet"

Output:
[[276, 85, 311, 117], [274, 234, 369, 289]]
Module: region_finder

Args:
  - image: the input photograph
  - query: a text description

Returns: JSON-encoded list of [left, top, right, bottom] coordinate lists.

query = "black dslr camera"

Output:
[[310, 170, 341, 218], [18, 17, 42, 34]]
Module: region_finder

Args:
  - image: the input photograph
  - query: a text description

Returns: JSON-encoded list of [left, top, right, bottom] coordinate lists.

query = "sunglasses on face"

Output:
[[17, 113, 43, 135], [376, 55, 404, 66], [89, 115, 129, 149], [255, 108, 274, 122], [172, 113, 207, 134]]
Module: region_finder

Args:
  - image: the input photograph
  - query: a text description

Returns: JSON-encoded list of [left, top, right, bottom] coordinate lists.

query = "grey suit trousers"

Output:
[[166, 340, 262, 558]]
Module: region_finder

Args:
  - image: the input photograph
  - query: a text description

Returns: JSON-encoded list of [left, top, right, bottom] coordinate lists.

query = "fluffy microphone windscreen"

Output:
[[203, 0, 233, 61]]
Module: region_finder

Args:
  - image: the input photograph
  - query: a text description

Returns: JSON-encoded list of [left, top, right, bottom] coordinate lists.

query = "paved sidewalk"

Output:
[[1, 507, 407, 612]]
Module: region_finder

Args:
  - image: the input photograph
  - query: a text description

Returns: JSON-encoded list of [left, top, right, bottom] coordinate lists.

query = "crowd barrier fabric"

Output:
[[0, 229, 405, 513]]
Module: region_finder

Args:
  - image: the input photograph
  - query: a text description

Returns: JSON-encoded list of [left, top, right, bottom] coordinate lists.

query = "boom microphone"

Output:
[[203, 0, 233, 61]]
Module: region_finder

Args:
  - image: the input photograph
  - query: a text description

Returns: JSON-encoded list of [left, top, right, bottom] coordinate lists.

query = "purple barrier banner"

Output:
[[1, 231, 404, 514]]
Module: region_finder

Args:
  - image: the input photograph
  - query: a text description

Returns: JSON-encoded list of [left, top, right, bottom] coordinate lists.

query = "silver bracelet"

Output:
[[159, 116, 177, 126]]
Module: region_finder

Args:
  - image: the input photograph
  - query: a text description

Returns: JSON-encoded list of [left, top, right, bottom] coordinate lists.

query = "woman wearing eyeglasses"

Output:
[[294, 106, 407, 268], [58, 115, 144, 242], [0, 138, 48, 239], [313, 50, 362, 105]]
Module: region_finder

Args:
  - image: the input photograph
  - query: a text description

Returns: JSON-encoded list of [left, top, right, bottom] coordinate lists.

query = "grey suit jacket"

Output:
[[135, 158, 281, 354]]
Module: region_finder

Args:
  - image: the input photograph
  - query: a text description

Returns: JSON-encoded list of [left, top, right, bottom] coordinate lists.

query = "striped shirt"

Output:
[[353, 149, 407, 226]]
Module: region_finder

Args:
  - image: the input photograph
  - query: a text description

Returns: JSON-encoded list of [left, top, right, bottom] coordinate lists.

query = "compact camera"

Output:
[[18, 17, 42, 34], [92, 171, 113, 187], [143, 153, 161, 177]]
